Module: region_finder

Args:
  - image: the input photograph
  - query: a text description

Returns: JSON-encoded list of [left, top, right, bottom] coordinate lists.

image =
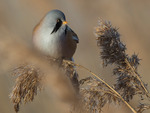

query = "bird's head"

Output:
[[41, 9, 68, 34]]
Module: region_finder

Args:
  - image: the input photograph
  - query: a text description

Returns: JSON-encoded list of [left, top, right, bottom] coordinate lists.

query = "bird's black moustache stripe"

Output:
[[51, 19, 62, 34], [65, 26, 67, 35]]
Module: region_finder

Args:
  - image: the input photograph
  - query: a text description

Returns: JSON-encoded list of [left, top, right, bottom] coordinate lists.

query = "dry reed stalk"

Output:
[[10, 57, 79, 113], [95, 19, 149, 100], [94, 19, 150, 113], [10, 64, 43, 112], [63, 60, 136, 113], [0, 36, 78, 112]]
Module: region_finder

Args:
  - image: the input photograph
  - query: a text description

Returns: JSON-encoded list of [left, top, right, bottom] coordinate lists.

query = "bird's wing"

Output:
[[71, 30, 79, 43], [67, 27, 79, 43]]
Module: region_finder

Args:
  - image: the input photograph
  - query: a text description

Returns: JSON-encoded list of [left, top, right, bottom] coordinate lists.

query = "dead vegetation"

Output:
[[10, 19, 150, 113]]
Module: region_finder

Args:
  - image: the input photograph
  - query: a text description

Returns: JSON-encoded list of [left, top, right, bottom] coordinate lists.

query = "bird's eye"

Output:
[[57, 19, 60, 22], [57, 19, 61, 23]]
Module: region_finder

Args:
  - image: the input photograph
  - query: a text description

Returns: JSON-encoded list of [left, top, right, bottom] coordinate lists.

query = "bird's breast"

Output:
[[33, 26, 76, 59]]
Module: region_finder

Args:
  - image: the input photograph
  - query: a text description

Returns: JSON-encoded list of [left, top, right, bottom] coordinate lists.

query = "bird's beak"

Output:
[[63, 21, 67, 25]]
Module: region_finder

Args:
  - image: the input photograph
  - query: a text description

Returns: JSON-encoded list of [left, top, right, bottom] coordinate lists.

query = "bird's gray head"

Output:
[[41, 9, 67, 34]]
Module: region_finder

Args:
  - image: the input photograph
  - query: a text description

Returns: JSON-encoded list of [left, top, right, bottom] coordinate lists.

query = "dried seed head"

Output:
[[95, 19, 149, 111], [10, 64, 43, 112], [79, 77, 121, 113]]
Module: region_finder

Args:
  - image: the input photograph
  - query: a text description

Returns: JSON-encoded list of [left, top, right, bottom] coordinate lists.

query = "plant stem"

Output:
[[64, 60, 137, 113], [125, 58, 150, 97]]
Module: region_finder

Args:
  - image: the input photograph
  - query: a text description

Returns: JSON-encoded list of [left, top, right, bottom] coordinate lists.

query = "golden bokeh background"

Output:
[[0, 0, 150, 113]]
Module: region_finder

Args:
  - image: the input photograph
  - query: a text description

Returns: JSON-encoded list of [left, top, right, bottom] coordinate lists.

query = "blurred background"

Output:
[[0, 0, 150, 113]]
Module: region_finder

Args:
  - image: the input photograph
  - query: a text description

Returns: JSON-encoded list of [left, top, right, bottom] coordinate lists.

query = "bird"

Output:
[[33, 9, 79, 61], [33, 9, 79, 92]]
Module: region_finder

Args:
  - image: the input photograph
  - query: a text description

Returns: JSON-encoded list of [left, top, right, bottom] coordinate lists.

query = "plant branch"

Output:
[[63, 60, 137, 113], [125, 58, 150, 97]]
